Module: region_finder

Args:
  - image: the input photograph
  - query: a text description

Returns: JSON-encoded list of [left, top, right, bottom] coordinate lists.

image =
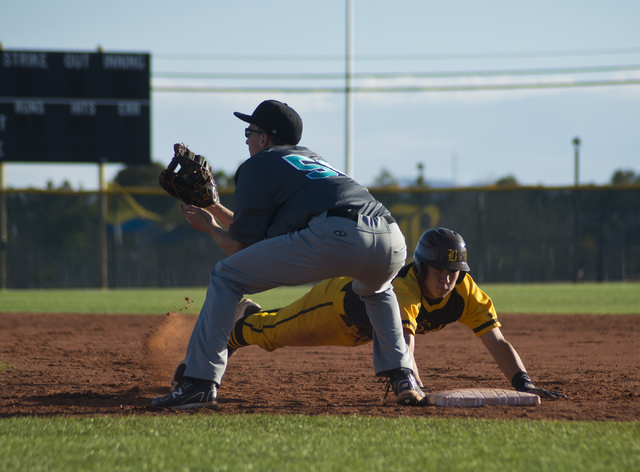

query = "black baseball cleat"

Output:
[[152, 378, 219, 410], [388, 368, 426, 406], [171, 351, 236, 391], [228, 299, 262, 359], [170, 360, 187, 392], [235, 299, 262, 322]]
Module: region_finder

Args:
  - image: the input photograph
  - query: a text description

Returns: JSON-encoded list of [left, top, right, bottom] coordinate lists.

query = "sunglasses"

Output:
[[245, 127, 265, 138]]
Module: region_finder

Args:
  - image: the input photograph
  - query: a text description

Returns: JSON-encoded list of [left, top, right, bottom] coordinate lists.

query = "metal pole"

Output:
[[345, 0, 355, 177], [0, 162, 7, 290], [99, 161, 108, 290], [573, 137, 581, 186]]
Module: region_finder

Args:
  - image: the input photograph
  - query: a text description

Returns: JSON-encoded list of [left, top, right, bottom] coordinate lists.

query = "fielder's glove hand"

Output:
[[511, 371, 567, 399], [159, 143, 220, 207]]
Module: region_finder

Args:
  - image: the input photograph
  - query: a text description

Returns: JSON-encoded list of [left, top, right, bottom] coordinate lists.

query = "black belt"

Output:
[[326, 206, 396, 225]]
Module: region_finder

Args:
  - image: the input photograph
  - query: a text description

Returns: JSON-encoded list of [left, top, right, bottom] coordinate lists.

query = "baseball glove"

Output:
[[158, 143, 220, 207]]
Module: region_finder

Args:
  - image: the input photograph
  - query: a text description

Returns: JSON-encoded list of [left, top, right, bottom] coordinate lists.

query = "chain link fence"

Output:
[[2, 185, 639, 288]]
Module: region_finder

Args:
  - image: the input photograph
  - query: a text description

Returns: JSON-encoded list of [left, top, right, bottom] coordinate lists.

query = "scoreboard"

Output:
[[0, 50, 150, 164]]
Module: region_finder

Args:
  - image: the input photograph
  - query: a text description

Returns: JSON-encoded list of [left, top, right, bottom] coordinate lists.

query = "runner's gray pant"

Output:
[[183, 211, 412, 385]]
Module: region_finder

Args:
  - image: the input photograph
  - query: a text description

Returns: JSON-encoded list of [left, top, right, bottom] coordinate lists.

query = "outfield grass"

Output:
[[0, 285, 314, 315], [1, 281, 639, 315], [483, 281, 640, 314], [1, 416, 638, 472]]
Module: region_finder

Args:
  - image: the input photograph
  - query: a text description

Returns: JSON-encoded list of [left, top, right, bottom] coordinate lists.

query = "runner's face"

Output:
[[421, 266, 459, 299]]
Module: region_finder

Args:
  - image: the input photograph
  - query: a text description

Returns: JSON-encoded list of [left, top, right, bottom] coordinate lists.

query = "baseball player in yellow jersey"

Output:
[[222, 228, 566, 399]]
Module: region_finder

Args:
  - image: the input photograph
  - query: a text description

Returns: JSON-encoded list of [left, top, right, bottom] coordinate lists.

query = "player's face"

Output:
[[421, 266, 460, 299], [245, 126, 267, 156]]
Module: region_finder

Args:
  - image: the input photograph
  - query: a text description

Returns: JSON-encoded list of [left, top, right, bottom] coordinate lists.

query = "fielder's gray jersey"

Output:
[[182, 145, 412, 387], [229, 145, 386, 243]]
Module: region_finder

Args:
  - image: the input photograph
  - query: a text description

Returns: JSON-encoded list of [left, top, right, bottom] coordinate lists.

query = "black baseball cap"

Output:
[[234, 100, 303, 145]]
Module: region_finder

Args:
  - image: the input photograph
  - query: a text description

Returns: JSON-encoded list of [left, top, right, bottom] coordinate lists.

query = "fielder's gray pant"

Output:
[[183, 211, 412, 386]]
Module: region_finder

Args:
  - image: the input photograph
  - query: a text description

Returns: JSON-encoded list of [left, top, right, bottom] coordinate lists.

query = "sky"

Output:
[[1, 0, 639, 189]]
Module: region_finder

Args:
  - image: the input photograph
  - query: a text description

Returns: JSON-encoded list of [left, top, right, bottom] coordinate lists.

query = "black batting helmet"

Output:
[[413, 228, 470, 276]]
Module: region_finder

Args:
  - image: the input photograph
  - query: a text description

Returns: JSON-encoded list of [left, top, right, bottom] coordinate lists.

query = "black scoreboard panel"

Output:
[[0, 50, 150, 164]]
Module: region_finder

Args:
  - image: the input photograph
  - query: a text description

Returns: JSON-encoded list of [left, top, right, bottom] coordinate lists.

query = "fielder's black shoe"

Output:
[[152, 377, 219, 410], [170, 360, 187, 392], [388, 368, 426, 406], [171, 350, 238, 391]]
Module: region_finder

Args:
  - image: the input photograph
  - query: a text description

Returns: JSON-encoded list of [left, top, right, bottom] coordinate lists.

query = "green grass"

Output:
[[0, 287, 207, 315], [1, 416, 638, 472], [1, 282, 639, 314], [0, 362, 17, 373], [484, 281, 640, 314], [0, 285, 314, 315]]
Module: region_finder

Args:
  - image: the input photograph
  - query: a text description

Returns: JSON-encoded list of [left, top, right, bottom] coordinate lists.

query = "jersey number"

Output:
[[282, 155, 344, 180]]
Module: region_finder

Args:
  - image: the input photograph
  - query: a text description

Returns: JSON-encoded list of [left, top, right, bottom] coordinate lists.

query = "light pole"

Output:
[[572, 137, 581, 186], [345, 0, 354, 177], [416, 162, 425, 187]]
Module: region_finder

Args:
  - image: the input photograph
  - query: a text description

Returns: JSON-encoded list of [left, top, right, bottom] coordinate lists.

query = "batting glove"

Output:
[[511, 371, 567, 399]]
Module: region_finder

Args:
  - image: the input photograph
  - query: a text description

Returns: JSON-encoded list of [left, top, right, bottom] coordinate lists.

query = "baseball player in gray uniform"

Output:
[[152, 100, 424, 409]]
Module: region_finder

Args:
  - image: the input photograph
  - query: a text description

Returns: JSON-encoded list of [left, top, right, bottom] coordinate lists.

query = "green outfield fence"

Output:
[[1, 185, 639, 288]]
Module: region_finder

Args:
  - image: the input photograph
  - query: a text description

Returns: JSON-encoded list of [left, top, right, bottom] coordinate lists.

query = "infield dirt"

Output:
[[1, 311, 638, 421]]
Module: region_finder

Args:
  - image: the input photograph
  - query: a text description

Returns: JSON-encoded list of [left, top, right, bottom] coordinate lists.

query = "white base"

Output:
[[425, 388, 541, 407]]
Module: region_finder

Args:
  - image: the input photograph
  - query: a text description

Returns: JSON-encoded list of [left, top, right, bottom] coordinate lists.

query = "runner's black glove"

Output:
[[512, 371, 567, 399]]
